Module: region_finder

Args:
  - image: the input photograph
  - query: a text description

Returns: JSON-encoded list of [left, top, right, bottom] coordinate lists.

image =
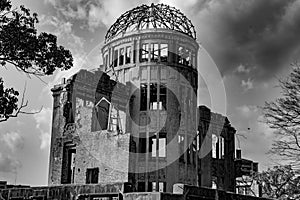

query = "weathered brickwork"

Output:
[[48, 70, 131, 185], [48, 31, 243, 194], [47, 3, 259, 198]]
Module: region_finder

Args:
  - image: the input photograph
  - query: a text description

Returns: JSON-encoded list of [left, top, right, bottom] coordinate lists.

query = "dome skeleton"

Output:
[[105, 3, 197, 43]]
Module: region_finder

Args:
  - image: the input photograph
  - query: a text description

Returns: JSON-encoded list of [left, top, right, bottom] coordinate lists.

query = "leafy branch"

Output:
[[0, 0, 73, 122]]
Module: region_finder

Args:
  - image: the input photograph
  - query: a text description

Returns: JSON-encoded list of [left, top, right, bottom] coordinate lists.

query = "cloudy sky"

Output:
[[1, 0, 299, 185]]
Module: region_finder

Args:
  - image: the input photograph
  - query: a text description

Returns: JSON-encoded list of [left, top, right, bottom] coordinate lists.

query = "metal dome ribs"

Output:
[[104, 3, 197, 43]]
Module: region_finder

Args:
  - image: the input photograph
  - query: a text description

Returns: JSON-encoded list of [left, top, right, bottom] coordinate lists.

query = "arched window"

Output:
[[92, 97, 111, 131]]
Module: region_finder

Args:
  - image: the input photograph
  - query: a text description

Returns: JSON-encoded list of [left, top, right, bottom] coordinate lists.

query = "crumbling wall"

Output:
[[48, 69, 131, 185], [73, 95, 130, 183]]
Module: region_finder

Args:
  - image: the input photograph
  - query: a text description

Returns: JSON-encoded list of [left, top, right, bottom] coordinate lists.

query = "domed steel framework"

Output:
[[105, 3, 197, 43]]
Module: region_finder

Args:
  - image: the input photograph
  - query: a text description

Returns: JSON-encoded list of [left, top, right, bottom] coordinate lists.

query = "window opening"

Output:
[[86, 168, 99, 184], [140, 83, 147, 111], [141, 43, 149, 62], [119, 48, 124, 66], [150, 83, 158, 110], [114, 49, 118, 67], [159, 83, 167, 110], [151, 43, 159, 62], [126, 46, 131, 64], [160, 44, 168, 62]]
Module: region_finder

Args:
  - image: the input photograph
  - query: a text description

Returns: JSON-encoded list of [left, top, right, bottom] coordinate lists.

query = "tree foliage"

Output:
[[263, 63, 300, 167], [0, 0, 73, 122], [255, 165, 300, 200], [0, 78, 19, 121]]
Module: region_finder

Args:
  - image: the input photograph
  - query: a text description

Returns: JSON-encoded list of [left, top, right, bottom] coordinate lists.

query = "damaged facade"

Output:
[[47, 2, 259, 195]]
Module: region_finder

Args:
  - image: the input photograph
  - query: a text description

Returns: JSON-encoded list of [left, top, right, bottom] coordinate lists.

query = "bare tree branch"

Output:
[[0, 82, 42, 122], [262, 62, 300, 166]]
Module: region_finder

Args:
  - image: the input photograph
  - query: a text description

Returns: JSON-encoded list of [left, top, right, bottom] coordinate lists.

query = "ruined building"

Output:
[[48, 3, 257, 194]]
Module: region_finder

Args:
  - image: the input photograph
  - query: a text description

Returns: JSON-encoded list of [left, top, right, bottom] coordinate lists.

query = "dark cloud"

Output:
[[192, 0, 300, 80], [45, 0, 300, 80]]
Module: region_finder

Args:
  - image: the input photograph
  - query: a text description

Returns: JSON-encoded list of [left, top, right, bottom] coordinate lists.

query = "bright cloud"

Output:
[[235, 64, 251, 74], [241, 78, 254, 91], [236, 105, 258, 118], [33, 108, 52, 150]]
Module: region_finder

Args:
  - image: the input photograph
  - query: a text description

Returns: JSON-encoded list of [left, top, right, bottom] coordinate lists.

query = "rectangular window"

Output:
[[178, 46, 191, 66], [212, 134, 218, 158], [105, 54, 108, 69], [150, 83, 158, 110], [150, 133, 166, 158], [159, 83, 167, 110], [150, 182, 166, 192], [184, 48, 191, 66], [158, 137, 166, 157], [220, 137, 225, 158], [141, 43, 149, 62], [178, 134, 185, 163], [119, 48, 124, 66], [139, 137, 146, 153], [151, 137, 157, 157], [151, 43, 159, 62], [70, 148, 76, 183], [151, 182, 156, 192], [178, 46, 184, 64], [160, 44, 168, 62], [126, 46, 131, 64], [138, 182, 145, 192], [159, 182, 166, 192], [140, 83, 147, 111], [109, 106, 119, 132], [86, 168, 99, 184], [196, 133, 200, 151], [114, 49, 118, 67]]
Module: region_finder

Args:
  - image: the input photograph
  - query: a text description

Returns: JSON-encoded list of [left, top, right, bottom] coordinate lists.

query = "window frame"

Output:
[[119, 48, 124, 66], [94, 97, 111, 131], [150, 132, 167, 158], [125, 46, 132, 64], [86, 167, 99, 184], [140, 43, 149, 62]]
